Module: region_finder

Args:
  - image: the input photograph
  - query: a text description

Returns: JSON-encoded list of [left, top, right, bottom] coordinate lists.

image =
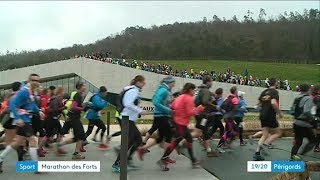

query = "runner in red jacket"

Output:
[[157, 83, 204, 171]]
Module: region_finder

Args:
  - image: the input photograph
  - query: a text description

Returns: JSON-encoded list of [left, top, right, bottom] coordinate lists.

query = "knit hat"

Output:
[[238, 91, 245, 97], [163, 76, 175, 84], [99, 86, 107, 93]]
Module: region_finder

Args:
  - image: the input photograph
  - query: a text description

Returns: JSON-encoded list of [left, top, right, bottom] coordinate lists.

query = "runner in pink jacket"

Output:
[[157, 83, 204, 171]]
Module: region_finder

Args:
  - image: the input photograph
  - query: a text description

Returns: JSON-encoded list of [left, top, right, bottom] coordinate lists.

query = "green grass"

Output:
[[146, 60, 319, 88]]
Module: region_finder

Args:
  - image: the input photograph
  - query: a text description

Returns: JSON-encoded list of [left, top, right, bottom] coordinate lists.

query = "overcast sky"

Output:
[[0, 1, 318, 53]]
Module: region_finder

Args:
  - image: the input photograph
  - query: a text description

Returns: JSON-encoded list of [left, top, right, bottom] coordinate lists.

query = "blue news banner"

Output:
[[247, 161, 305, 173], [16, 161, 100, 172]]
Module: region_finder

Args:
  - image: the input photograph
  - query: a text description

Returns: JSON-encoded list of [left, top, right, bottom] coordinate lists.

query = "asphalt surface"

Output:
[[183, 138, 320, 180]]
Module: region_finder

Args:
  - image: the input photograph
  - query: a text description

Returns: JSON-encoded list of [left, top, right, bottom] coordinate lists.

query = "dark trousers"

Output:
[[115, 120, 142, 164], [291, 124, 316, 157], [85, 119, 106, 142], [162, 124, 196, 163]]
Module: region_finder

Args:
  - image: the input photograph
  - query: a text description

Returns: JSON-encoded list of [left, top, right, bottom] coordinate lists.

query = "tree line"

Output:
[[0, 8, 319, 71]]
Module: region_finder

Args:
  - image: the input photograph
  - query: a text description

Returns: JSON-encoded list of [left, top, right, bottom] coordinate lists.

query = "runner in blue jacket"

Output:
[[85, 86, 109, 149]]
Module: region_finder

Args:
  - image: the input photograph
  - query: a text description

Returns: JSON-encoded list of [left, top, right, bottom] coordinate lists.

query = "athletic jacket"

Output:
[[120, 85, 143, 122], [9, 86, 40, 123], [171, 93, 204, 126], [235, 98, 248, 118], [86, 93, 108, 120], [152, 83, 172, 117]]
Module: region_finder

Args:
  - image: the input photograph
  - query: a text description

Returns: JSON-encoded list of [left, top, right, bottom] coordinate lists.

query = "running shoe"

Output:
[[72, 152, 85, 160], [290, 155, 301, 161], [253, 154, 265, 161], [314, 147, 320, 152], [248, 135, 254, 145], [216, 148, 226, 153], [207, 151, 219, 157], [138, 147, 145, 161], [112, 164, 120, 173], [156, 159, 169, 171], [240, 141, 247, 146], [163, 158, 176, 164], [99, 144, 109, 150], [192, 160, 202, 169]]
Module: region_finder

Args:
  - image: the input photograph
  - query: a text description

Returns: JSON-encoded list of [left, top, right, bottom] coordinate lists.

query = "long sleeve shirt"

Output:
[[120, 85, 143, 122], [171, 93, 204, 126], [152, 84, 172, 117], [86, 93, 108, 120], [9, 86, 39, 123]]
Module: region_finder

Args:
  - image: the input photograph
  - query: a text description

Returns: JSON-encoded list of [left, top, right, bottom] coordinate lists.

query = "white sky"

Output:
[[0, 1, 318, 53]]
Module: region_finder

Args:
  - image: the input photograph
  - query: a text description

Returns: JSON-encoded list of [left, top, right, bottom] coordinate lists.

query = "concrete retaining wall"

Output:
[[0, 57, 299, 110]]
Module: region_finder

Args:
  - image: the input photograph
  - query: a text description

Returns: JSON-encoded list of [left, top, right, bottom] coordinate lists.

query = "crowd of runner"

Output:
[[0, 73, 319, 174], [71, 52, 294, 91]]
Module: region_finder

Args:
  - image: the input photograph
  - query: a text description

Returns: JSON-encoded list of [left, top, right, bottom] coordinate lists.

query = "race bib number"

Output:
[[200, 118, 207, 126]]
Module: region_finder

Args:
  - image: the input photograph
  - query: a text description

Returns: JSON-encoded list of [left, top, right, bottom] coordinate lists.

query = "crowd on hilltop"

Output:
[[70, 52, 293, 91]]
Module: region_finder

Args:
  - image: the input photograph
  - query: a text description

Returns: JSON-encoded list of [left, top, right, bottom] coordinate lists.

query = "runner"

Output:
[[39, 88, 51, 150], [219, 86, 240, 148], [253, 78, 283, 161], [311, 85, 320, 152], [138, 76, 176, 161], [157, 83, 204, 171], [112, 75, 150, 173], [0, 74, 44, 173], [290, 84, 316, 160], [56, 82, 87, 159], [194, 76, 219, 157], [85, 86, 109, 149], [0, 82, 23, 159], [42, 87, 67, 154], [234, 91, 248, 146]]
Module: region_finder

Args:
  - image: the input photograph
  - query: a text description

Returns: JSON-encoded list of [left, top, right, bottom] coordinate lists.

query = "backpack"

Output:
[[63, 91, 77, 116], [220, 95, 235, 113], [194, 89, 204, 106], [116, 87, 134, 113], [291, 94, 308, 119]]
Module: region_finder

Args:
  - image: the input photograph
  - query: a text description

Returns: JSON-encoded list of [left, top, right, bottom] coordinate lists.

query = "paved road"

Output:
[[0, 125, 215, 180], [184, 138, 320, 180]]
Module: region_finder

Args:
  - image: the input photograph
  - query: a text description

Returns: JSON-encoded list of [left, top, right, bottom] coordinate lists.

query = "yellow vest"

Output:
[[63, 91, 77, 116]]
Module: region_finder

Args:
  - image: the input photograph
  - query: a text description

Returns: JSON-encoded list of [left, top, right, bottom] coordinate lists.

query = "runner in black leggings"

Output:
[[84, 86, 109, 149], [138, 76, 176, 161], [112, 75, 150, 173]]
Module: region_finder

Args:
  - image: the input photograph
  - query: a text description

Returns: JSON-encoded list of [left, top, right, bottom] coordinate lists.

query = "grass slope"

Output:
[[147, 60, 319, 88]]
